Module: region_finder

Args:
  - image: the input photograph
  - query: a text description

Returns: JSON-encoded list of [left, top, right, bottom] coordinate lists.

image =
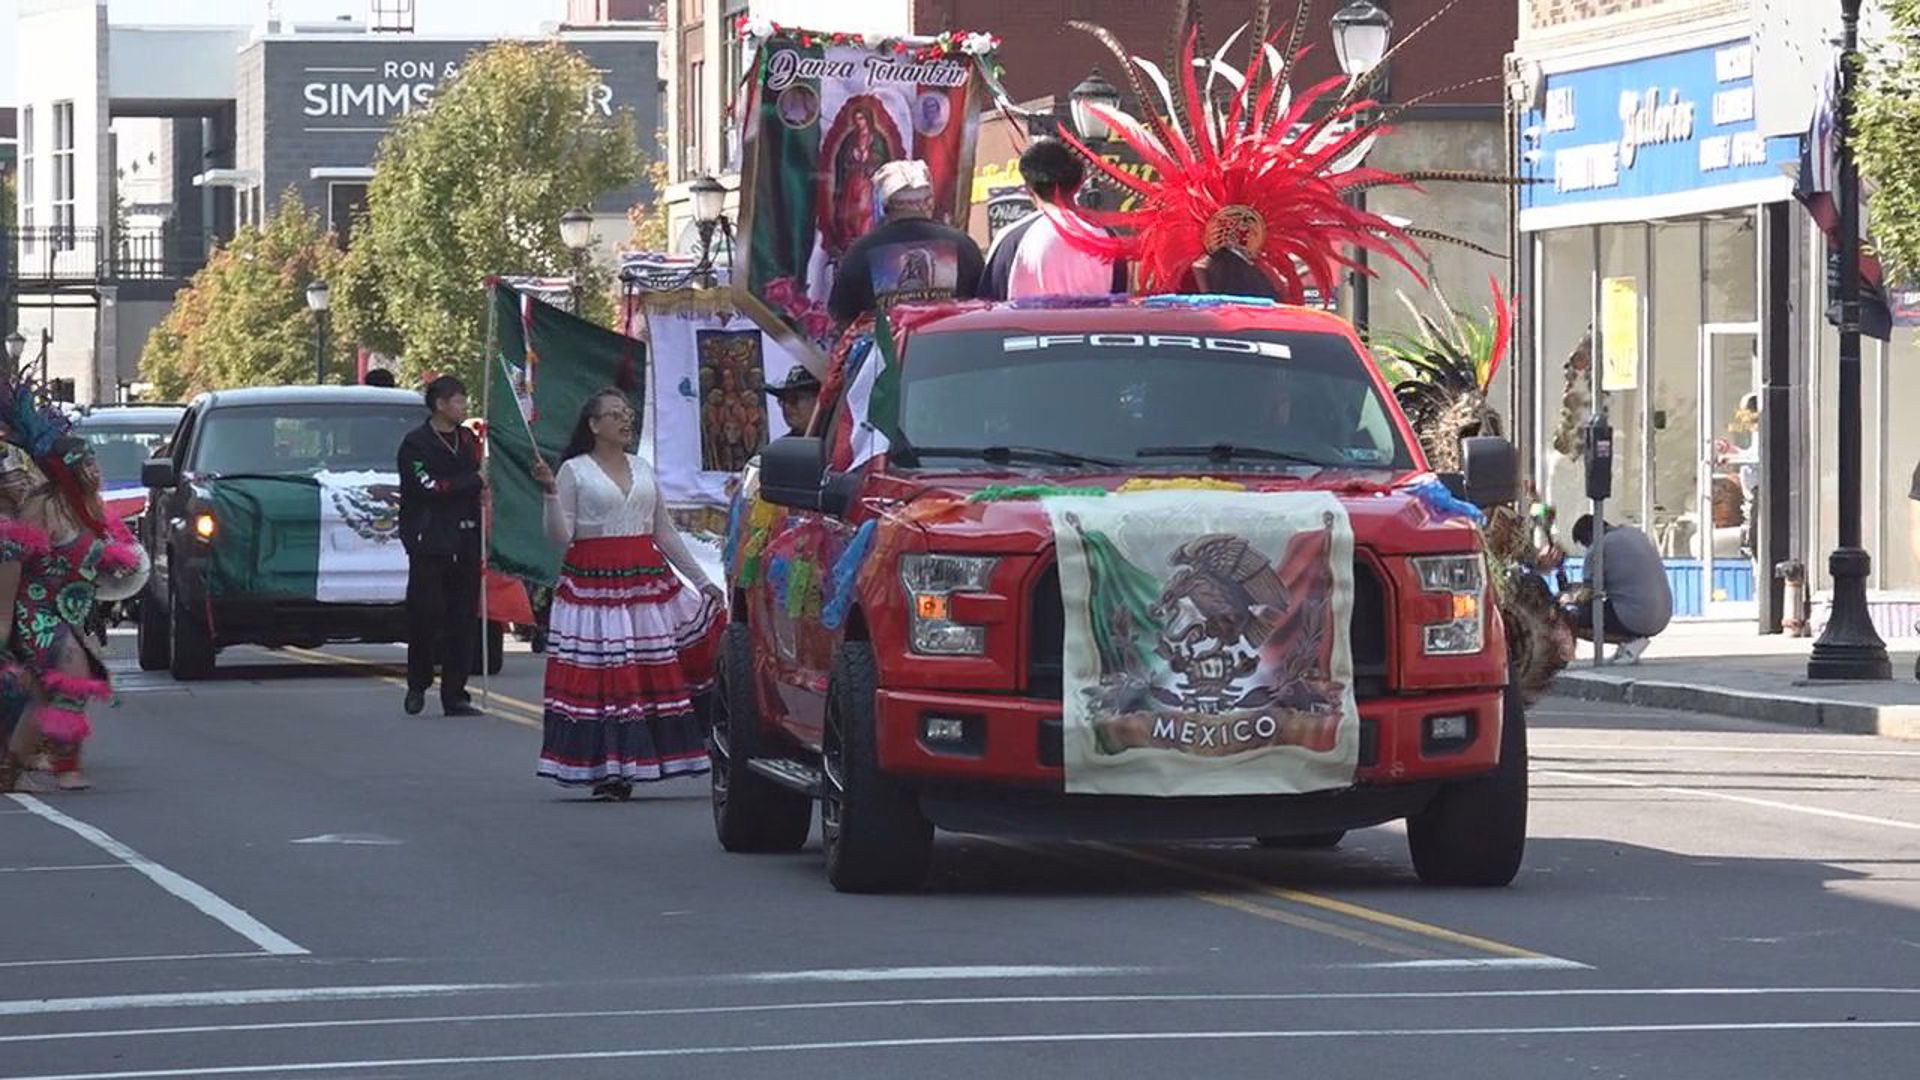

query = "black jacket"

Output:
[[827, 216, 986, 325], [397, 422, 482, 557]]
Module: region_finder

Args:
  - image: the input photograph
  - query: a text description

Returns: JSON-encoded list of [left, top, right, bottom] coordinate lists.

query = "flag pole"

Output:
[[479, 282, 498, 713]]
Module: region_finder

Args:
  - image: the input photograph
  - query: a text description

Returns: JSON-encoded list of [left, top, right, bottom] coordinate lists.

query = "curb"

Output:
[[1549, 672, 1920, 740]]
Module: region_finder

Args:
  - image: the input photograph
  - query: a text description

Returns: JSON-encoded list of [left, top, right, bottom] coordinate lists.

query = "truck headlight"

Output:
[[1411, 554, 1485, 656], [901, 554, 996, 656]]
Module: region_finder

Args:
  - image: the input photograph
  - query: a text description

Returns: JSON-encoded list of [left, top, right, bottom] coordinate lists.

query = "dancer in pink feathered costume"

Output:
[[0, 394, 148, 792]]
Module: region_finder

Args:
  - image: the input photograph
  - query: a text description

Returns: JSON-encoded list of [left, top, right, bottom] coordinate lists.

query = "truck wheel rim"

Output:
[[822, 697, 846, 841], [710, 673, 733, 812]]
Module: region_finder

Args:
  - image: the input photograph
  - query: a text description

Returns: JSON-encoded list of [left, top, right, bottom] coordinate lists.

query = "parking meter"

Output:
[[1583, 419, 1614, 501]]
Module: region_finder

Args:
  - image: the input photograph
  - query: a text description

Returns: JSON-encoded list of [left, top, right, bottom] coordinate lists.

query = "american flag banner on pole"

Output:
[[1795, 48, 1892, 341]]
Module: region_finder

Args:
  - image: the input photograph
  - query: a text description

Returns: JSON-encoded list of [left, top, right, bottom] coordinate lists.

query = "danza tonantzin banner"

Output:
[[735, 23, 998, 361]]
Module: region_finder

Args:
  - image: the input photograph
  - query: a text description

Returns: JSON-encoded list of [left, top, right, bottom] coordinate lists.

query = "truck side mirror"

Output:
[[758, 436, 825, 511], [1461, 436, 1518, 509], [142, 460, 179, 489]]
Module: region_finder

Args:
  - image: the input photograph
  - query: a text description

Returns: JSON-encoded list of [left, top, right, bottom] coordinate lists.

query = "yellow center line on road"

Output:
[[987, 838, 1438, 960], [282, 648, 542, 731], [1081, 842, 1553, 962]]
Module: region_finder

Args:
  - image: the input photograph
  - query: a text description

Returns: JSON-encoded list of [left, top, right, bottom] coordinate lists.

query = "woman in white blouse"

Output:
[[531, 390, 725, 800]]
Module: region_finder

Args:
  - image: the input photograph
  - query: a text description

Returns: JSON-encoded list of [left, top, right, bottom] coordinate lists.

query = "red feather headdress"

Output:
[[1048, 0, 1515, 303]]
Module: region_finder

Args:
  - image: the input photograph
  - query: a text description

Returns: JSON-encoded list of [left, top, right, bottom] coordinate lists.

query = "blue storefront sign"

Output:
[[1519, 39, 1800, 230]]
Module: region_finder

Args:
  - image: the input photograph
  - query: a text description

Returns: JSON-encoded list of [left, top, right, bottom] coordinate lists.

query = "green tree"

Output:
[[338, 41, 644, 388], [1857, 1, 1920, 275], [141, 195, 347, 399], [620, 143, 673, 254]]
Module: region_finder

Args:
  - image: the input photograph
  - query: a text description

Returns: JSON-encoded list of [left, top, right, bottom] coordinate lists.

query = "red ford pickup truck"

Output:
[[714, 299, 1524, 893]]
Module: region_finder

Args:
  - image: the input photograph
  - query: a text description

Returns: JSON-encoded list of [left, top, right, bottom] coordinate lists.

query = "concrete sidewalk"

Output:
[[1549, 621, 1920, 737]]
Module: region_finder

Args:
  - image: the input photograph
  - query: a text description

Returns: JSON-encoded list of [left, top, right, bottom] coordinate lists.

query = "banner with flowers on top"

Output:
[[734, 19, 999, 370]]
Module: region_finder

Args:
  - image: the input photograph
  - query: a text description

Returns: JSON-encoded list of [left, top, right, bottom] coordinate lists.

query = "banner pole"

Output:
[[480, 283, 498, 713]]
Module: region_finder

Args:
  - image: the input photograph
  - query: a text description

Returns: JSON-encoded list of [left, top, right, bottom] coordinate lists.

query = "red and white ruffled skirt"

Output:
[[536, 536, 722, 786]]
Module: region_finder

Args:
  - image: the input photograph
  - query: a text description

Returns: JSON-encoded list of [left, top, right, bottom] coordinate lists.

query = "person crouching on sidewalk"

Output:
[[1564, 515, 1673, 665]]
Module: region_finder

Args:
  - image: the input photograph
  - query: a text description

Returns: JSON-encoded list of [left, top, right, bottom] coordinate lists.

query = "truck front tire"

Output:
[[168, 573, 216, 682], [1407, 683, 1528, 887], [823, 642, 932, 893], [710, 625, 812, 854], [136, 590, 170, 673]]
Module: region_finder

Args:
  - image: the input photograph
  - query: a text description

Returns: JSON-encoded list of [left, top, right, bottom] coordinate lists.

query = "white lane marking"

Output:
[[1540, 770, 1920, 832], [0, 863, 127, 873], [1337, 958, 1592, 971], [0, 952, 270, 971], [15, 1021, 1920, 1077], [289, 834, 404, 846], [5, 795, 308, 956], [8, 987, 1920, 1045], [727, 965, 1152, 984], [1537, 743, 1920, 758], [0, 984, 532, 1018]]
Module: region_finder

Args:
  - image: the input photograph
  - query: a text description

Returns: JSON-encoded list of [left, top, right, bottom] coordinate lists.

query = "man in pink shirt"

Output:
[[984, 139, 1127, 300]]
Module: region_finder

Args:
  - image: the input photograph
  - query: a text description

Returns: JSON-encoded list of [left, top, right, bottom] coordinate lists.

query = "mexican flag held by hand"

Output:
[[485, 281, 646, 586]]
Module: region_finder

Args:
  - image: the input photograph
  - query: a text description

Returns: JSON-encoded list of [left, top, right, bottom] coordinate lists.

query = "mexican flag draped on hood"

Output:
[[205, 470, 409, 603], [485, 281, 646, 586]]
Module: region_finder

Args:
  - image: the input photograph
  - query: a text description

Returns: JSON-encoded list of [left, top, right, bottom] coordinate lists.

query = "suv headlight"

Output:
[[900, 554, 997, 656], [1411, 554, 1486, 656]]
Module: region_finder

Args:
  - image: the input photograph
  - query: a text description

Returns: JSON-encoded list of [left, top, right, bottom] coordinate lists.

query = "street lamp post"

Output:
[[1331, 0, 1392, 331], [1809, 0, 1892, 681], [304, 280, 331, 385], [559, 208, 595, 313], [1069, 69, 1122, 212], [689, 175, 731, 286]]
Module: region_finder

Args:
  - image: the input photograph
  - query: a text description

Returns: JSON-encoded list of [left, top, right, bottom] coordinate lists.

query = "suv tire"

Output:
[[136, 592, 170, 673], [168, 573, 216, 682], [822, 642, 932, 893], [1407, 682, 1527, 887], [475, 620, 505, 677], [710, 624, 812, 853]]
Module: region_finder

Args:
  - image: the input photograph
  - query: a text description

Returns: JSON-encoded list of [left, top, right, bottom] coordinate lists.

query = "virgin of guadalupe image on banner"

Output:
[[734, 23, 997, 363], [1042, 490, 1361, 798], [637, 286, 806, 509]]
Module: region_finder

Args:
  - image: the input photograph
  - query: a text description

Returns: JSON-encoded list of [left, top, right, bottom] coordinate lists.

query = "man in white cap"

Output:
[[828, 159, 984, 326]]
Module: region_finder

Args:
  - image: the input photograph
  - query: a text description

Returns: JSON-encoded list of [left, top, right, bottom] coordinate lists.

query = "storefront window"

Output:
[[1648, 219, 1701, 558], [1598, 222, 1648, 533], [1536, 227, 1596, 544], [1881, 330, 1920, 592]]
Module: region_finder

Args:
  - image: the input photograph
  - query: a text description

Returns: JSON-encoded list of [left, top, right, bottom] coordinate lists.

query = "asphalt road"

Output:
[[4, 634, 1919, 1078]]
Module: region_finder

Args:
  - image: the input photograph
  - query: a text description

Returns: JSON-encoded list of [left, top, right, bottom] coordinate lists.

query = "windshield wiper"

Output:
[[1135, 444, 1335, 468], [909, 445, 1125, 469]]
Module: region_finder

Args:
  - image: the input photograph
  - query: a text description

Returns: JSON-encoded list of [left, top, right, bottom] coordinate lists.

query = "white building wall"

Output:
[[16, 0, 112, 403]]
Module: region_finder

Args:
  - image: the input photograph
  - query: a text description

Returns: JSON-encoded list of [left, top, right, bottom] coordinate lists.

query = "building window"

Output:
[[689, 59, 705, 178], [328, 182, 369, 246], [20, 105, 33, 249], [720, 3, 746, 170], [52, 101, 75, 251]]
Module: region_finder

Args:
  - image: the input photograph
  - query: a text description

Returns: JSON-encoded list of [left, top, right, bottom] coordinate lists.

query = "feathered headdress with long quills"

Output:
[[1375, 275, 1513, 473], [0, 370, 71, 468], [1045, 0, 1518, 301]]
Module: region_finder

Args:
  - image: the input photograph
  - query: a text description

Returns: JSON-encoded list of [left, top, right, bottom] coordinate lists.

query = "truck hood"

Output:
[[881, 472, 1485, 557]]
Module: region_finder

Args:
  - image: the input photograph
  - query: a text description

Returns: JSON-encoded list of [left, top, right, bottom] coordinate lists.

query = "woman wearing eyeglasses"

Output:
[[531, 389, 724, 800]]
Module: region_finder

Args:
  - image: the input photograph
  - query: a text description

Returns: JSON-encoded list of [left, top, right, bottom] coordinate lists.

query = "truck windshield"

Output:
[[895, 328, 1414, 471], [190, 404, 423, 476]]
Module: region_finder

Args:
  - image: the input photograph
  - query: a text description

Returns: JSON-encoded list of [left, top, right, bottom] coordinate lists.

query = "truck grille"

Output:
[[1025, 556, 1390, 701]]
